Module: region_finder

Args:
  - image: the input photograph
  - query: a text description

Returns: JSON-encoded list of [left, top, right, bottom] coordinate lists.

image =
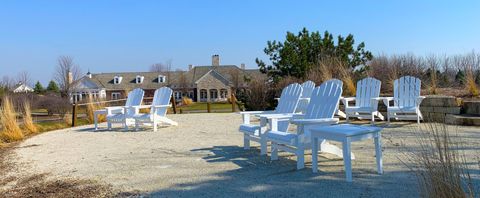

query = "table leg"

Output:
[[260, 117, 267, 155], [375, 132, 383, 174], [312, 137, 319, 173], [342, 138, 352, 182]]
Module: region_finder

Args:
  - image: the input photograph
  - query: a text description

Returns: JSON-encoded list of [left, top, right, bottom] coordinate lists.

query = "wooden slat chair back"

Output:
[[274, 83, 303, 131], [304, 79, 343, 120], [151, 87, 173, 117], [356, 77, 381, 109], [393, 76, 421, 107], [295, 81, 315, 113], [125, 88, 145, 116]]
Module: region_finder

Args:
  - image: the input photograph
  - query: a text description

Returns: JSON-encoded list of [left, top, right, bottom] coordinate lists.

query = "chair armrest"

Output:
[[416, 96, 426, 106], [152, 105, 171, 108], [133, 105, 153, 110], [382, 97, 394, 107], [238, 111, 267, 115], [290, 118, 339, 126], [105, 106, 124, 115], [341, 97, 356, 107]]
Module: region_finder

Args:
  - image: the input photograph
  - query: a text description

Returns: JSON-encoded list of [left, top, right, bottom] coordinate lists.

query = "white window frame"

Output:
[[158, 75, 166, 83], [114, 76, 122, 84], [111, 92, 121, 100], [136, 75, 144, 84]]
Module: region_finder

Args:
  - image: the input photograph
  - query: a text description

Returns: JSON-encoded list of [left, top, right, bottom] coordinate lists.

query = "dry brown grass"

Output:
[[401, 122, 477, 198], [22, 101, 38, 134], [86, 96, 106, 124], [63, 113, 72, 126], [465, 69, 479, 97], [182, 97, 193, 106], [0, 96, 24, 142]]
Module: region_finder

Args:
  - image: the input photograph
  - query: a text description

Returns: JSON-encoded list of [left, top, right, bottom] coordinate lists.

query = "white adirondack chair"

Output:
[[106, 88, 145, 130], [383, 76, 425, 124], [295, 81, 315, 113], [342, 77, 384, 124], [133, 87, 178, 131], [265, 79, 346, 170], [239, 83, 303, 155]]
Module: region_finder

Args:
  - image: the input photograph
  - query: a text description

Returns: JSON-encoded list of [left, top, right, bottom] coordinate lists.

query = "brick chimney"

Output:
[[240, 63, 245, 70], [188, 64, 193, 71], [212, 54, 220, 66], [68, 72, 73, 84]]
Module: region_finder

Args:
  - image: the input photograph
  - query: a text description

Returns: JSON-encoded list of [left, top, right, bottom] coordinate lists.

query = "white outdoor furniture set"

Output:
[[238, 76, 425, 181], [94, 87, 177, 131]]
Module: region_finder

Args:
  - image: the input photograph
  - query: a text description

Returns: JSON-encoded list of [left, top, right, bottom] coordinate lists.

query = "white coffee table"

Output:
[[310, 124, 383, 182]]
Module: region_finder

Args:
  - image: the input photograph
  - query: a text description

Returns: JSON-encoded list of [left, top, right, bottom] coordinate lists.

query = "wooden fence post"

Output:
[[170, 96, 177, 114], [71, 103, 77, 127], [207, 102, 211, 113], [231, 93, 236, 112]]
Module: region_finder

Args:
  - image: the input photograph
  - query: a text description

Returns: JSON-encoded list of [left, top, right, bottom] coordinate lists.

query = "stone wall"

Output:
[[196, 72, 230, 102]]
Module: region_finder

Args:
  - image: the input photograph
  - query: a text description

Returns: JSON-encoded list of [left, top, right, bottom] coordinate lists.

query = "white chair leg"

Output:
[[135, 121, 139, 131], [346, 114, 350, 123], [271, 142, 278, 160], [371, 113, 375, 125], [107, 122, 112, 130], [243, 134, 250, 150], [123, 121, 128, 131], [342, 138, 352, 182], [260, 135, 267, 155], [417, 114, 420, 124], [374, 133, 383, 174], [296, 144, 305, 170], [153, 121, 158, 132]]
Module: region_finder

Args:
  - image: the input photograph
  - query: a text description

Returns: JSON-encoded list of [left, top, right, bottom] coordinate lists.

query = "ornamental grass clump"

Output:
[[401, 122, 477, 198], [0, 96, 24, 142], [23, 101, 38, 134], [86, 96, 106, 124]]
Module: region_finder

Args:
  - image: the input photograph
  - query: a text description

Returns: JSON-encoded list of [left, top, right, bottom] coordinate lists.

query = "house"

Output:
[[13, 82, 34, 93], [69, 55, 264, 103]]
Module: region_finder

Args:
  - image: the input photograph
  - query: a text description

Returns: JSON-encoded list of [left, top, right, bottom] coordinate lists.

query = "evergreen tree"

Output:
[[33, 81, 45, 94], [455, 70, 466, 85], [46, 80, 60, 93], [256, 27, 372, 80]]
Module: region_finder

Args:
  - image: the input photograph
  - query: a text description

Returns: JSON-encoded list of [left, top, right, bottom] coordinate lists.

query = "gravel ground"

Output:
[[5, 113, 480, 197]]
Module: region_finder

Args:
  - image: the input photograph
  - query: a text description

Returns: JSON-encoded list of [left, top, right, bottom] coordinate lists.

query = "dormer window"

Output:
[[136, 75, 144, 84], [114, 75, 123, 84], [158, 75, 166, 83]]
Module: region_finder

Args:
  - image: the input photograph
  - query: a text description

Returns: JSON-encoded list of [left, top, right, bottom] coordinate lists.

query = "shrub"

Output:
[[35, 94, 71, 116], [23, 101, 38, 134], [0, 96, 24, 142], [244, 75, 270, 110], [182, 97, 193, 106], [465, 69, 479, 97], [401, 122, 477, 197]]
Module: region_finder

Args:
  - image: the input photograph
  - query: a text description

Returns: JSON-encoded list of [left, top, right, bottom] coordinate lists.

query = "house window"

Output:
[[209, 89, 218, 99], [114, 76, 123, 84], [200, 89, 207, 100], [187, 91, 194, 98], [220, 89, 228, 99], [158, 75, 166, 83], [173, 91, 181, 100], [111, 92, 121, 100], [136, 75, 144, 84]]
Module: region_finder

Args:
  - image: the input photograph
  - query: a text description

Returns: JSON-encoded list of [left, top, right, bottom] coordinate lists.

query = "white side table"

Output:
[[311, 124, 383, 182], [94, 109, 107, 131]]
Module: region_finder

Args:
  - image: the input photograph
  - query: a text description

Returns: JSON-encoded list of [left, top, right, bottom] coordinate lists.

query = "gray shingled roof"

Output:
[[75, 65, 262, 90]]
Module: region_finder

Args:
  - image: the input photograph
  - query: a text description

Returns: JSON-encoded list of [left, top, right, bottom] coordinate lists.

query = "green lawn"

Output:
[[177, 102, 234, 112]]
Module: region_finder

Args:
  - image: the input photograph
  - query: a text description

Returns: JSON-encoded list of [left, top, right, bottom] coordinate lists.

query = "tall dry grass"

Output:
[[401, 122, 477, 198], [465, 68, 479, 97], [182, 97, 193, 106], [86, 96, 106, 124], [23, 101, 38, 134], [0, 96, 24, 142]]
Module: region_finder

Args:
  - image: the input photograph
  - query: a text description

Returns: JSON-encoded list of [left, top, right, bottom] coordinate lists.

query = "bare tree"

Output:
[[17, 71, 32, 86], [177, 69, 189, 96], [1, 75, 16, 90], [54, 56, 82, 97], [149, 59, 173, 85]]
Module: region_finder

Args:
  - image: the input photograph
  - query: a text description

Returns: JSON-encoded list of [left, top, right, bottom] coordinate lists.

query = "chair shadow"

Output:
[[142, 145, 426, 197]]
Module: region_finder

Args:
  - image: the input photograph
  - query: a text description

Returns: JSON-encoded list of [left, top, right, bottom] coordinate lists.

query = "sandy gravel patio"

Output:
[[5, 113, 480, 197]]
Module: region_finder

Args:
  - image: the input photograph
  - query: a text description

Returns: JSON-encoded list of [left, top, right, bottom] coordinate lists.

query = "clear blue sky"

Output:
[[1, 0, 479, 85]]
